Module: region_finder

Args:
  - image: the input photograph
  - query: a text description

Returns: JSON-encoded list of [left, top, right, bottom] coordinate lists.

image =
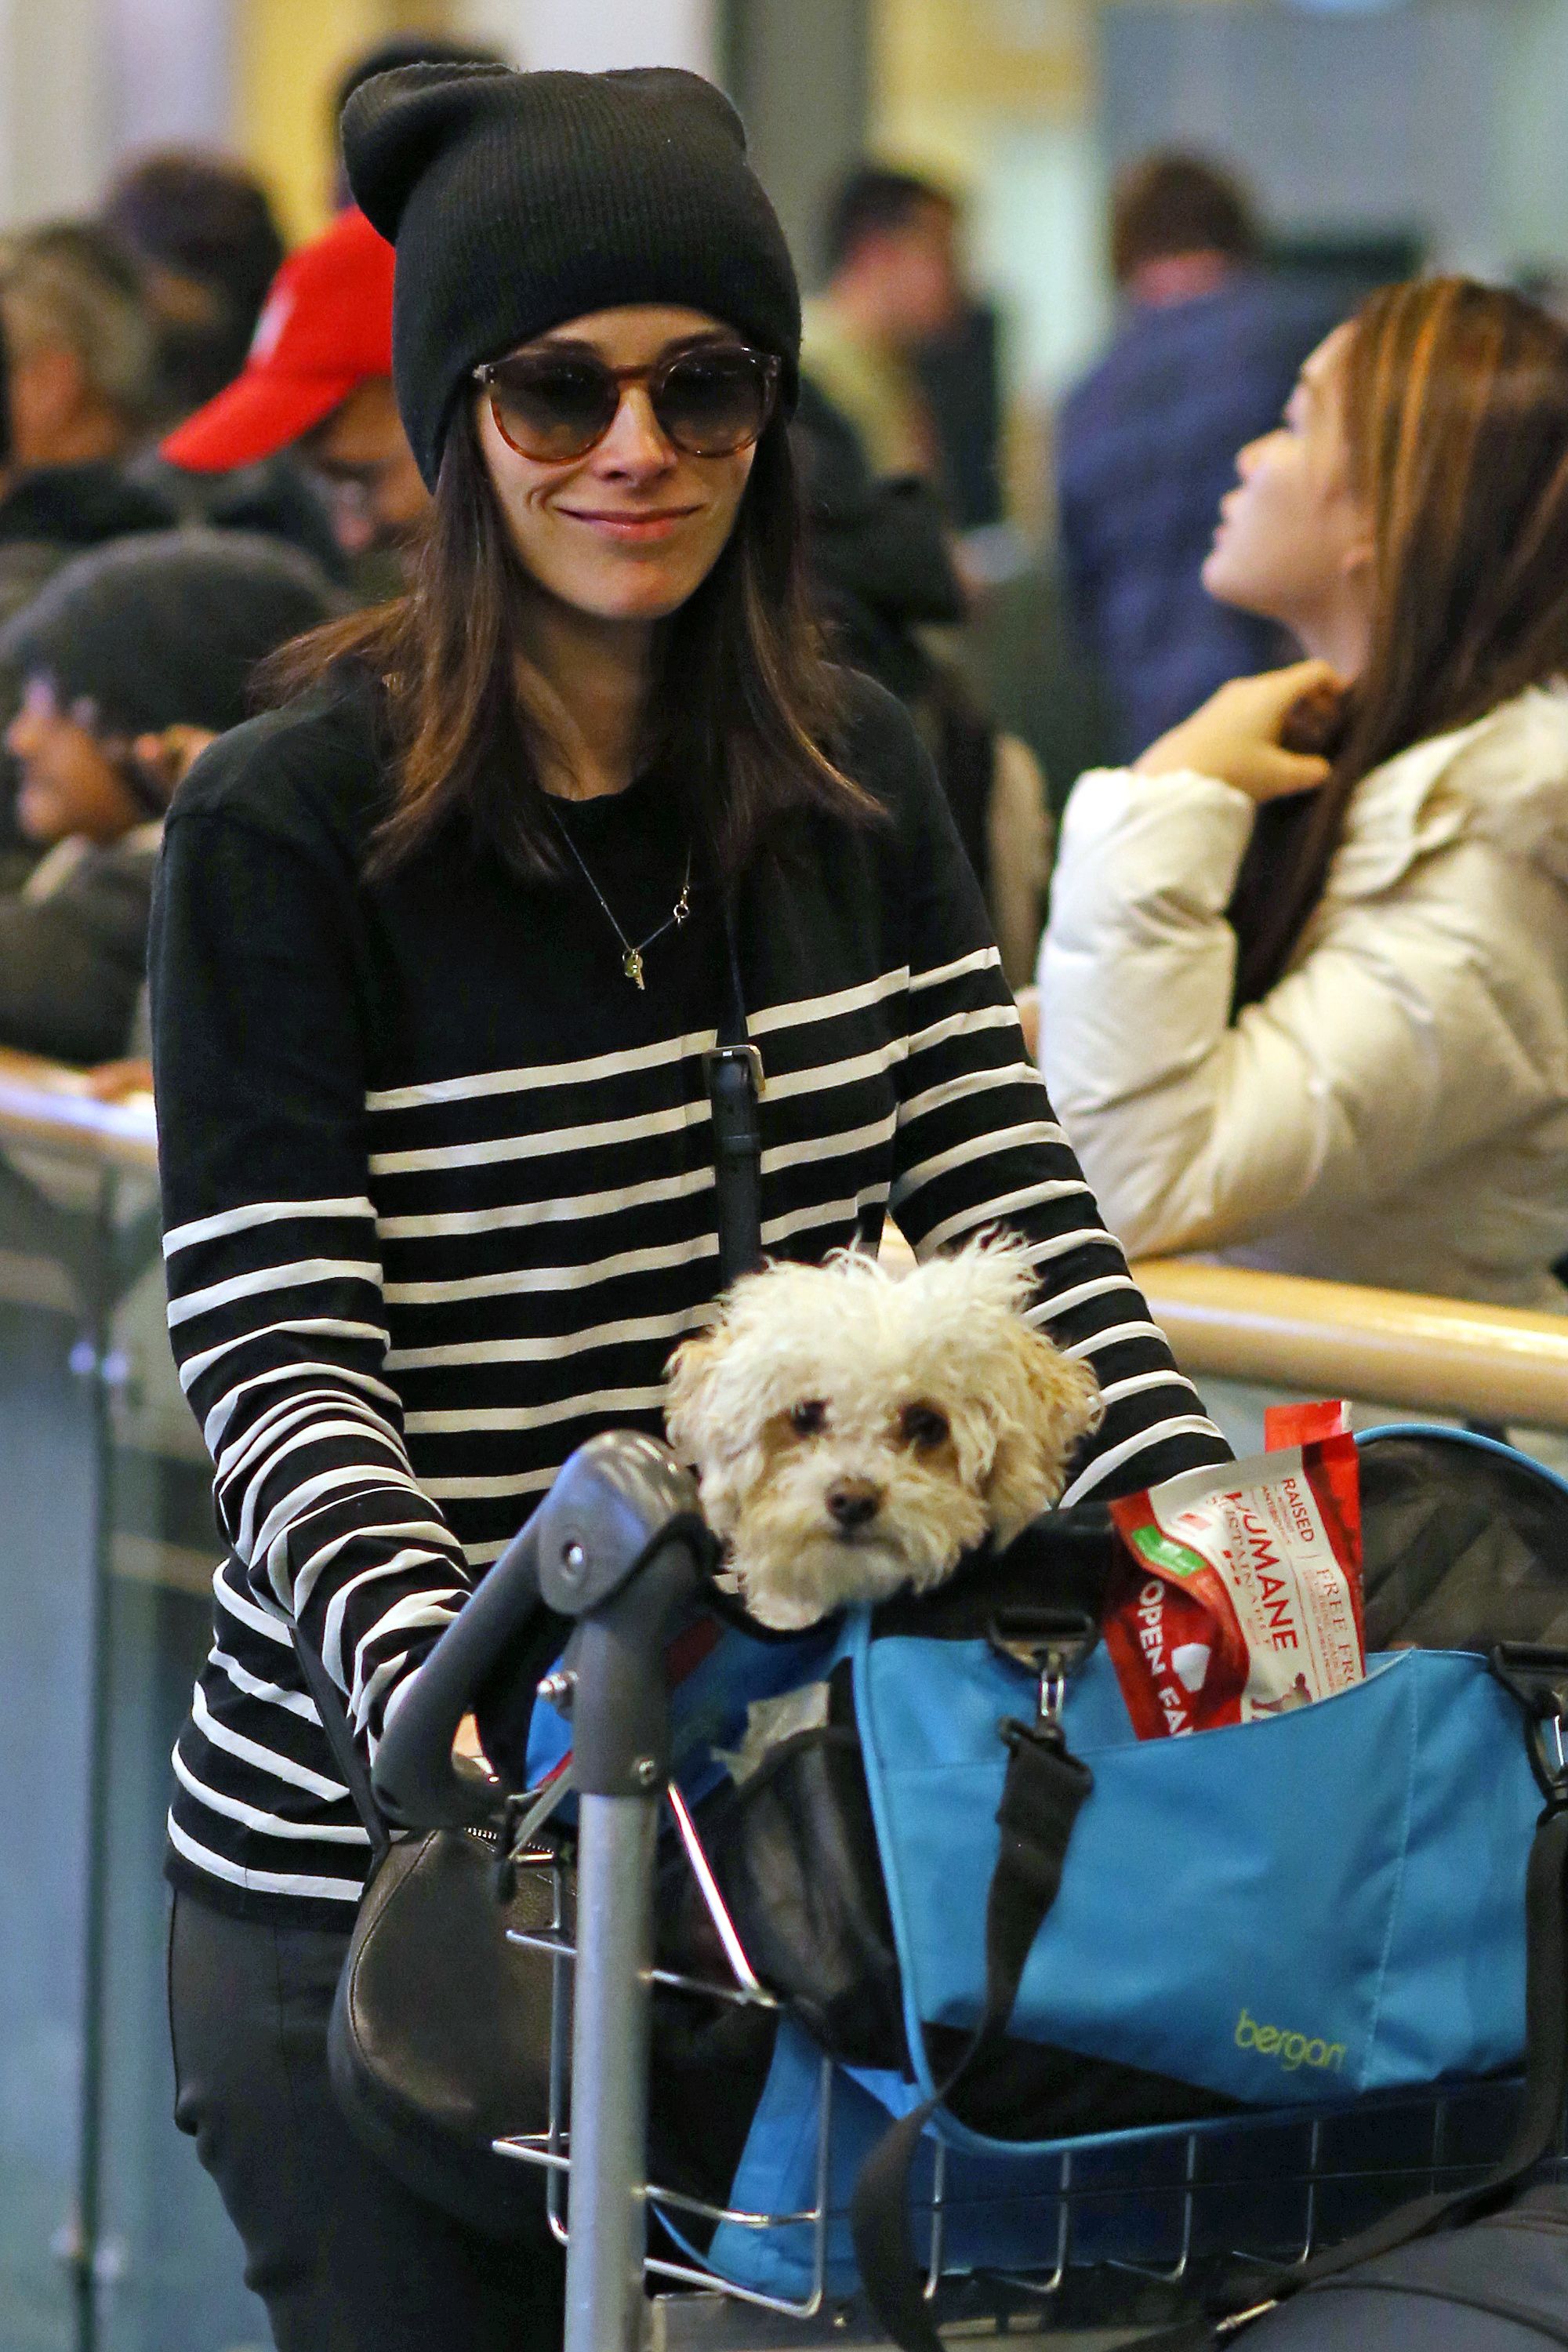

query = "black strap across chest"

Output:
[[702, 906, 764, 1290]]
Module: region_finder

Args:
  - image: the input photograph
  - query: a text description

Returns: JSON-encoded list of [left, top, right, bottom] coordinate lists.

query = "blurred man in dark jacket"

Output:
[[793, 383, 1051, 985], [1057, 154, 1343, 760]]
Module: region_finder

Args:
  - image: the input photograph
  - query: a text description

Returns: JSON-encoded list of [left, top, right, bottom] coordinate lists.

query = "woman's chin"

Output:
[[535, 555, 719, 627], [1200, 546, 1258, 613]]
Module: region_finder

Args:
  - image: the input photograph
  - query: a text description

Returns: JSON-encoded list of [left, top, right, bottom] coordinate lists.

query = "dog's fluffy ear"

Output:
[[981, 1323, 1104, 1544], [664, 1323, 735, 1469]]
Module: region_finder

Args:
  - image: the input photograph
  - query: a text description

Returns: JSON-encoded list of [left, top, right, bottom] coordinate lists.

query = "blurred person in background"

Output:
[[1058, 154, 1343, 760], [798, 167, 1050, 970], [802, 165, 963, 482], [1038, 278, 1568, 1312], [913, 292, 1005, 537], [102, 149, 286, 418], [105, 151, 347, 576], [793, 380, 1051, 983], [161, 205, 426, 588], [0, 528, 332, 1065], [0, 220, 173, 624]]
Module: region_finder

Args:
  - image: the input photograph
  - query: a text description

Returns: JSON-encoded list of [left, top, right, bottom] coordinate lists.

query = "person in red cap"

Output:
[[161, 206, 428, 564]]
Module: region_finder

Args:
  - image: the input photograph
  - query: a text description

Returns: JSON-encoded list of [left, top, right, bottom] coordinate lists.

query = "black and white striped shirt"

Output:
[[151, 672, 1228, 1925]]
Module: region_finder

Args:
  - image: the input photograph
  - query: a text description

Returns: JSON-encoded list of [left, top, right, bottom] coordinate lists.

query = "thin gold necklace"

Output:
[[547, 803, 693, 989]]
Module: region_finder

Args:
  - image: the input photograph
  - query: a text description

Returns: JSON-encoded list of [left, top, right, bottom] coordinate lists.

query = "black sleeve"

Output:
[[861, 686, 1232, 1500], [150, 782, 471, 1750]]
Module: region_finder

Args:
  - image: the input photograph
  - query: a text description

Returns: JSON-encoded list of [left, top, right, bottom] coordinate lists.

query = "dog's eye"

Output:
[[789, 1399, 828, 1436], [899, 1403, 950, 1450]]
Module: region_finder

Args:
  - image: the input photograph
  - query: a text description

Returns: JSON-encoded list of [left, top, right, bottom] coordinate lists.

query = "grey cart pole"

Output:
[[565, 1794, 659, 2352], [552, 1452, 704, 2352], [371, 1434, 706, 2352]]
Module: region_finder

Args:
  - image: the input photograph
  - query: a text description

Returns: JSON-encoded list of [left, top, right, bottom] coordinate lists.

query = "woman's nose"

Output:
[[592, 383, 676, 479]]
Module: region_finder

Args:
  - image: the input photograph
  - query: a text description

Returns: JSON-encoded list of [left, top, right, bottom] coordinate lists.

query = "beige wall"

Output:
[[455, 0, 715, 74], [231, 0, 719, 249], [874, 0, 1091, 167], [232, 0, 459, 245], [870, 0, 1110, 411]]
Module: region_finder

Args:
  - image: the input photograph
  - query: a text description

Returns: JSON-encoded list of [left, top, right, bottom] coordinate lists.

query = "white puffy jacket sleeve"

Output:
[[1037, 762, 1567, 1259]]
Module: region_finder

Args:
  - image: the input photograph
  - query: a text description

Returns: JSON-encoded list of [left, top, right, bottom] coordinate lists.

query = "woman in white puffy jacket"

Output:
[[1037, 277, 1568, 1312]]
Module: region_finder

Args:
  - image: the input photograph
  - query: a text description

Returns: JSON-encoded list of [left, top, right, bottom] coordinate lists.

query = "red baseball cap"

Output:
[[162, 207, 395, 474]]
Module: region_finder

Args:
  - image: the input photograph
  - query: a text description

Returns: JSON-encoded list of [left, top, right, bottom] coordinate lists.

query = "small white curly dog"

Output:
[[665, 1236, 1103, 1630]]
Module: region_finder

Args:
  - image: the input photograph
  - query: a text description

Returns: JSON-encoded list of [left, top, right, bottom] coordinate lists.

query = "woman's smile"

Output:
[[555, 502, 704, 543]]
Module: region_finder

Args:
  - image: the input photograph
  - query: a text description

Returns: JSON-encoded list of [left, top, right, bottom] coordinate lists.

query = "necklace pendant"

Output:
[[624, 948, 645, 989]]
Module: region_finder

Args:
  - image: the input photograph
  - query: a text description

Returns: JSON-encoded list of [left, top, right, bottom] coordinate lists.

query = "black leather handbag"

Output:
[[332, 1829, 568, 2241], [288, 1613, 572, 2241]]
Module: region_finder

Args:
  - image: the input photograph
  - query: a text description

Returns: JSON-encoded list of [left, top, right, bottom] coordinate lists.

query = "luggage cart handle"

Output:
[[372, 1431, 710, 1829]]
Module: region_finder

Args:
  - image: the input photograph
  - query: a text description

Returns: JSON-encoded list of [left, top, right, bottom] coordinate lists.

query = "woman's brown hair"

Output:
[[1229, 276, 1568, 1006], [267, 401, 871, 883]]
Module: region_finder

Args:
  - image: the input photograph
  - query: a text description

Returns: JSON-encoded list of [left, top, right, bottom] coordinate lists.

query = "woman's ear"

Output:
[[981, 1325, 1103, 1544]]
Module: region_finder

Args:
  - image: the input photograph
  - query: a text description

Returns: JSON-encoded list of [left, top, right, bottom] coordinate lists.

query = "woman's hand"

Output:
[[130, 725, 219, 804], [452, 1711, 490, 1774], [1132, 660, 1345, 803], [82, 1057, 153, 1102]]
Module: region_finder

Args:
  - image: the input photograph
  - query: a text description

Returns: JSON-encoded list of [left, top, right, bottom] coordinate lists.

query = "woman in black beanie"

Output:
[[151, 64, 1227, 2352]]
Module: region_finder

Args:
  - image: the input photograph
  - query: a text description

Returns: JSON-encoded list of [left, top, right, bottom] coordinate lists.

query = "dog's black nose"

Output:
[[826, 1479, 881, 1530]]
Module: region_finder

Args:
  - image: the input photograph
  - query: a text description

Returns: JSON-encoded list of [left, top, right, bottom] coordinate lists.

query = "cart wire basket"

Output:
[[492, 1817, 1566, 2347]]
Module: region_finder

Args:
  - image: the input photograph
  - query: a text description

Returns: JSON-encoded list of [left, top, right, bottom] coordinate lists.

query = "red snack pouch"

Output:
[[1105, 1434, 1364, 1740], [1263, 1399, 1352, 1450]]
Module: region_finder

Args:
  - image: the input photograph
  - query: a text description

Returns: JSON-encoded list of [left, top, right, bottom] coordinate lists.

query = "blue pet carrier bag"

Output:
[[641, 1426, 1568, 2349]]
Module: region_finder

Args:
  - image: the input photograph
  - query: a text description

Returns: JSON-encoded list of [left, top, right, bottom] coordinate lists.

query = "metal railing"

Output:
[[0, 1046, 156, 1174], [5, 1044, 1562, 1444], [1134, 1257, 1568, 1434]]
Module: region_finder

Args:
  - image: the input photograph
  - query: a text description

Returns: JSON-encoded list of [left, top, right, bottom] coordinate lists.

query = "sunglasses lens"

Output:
[[655, 350, 774, 456], [486, 356, 619, 460]]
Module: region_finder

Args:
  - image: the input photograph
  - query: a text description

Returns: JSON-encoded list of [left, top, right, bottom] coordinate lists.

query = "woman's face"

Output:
[[1203, 325, 1374, 644], [476, 304, 762, 628], [6, 677, 141, 845]]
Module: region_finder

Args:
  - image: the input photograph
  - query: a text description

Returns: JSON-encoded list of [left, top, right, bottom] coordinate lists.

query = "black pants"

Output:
[[168, 1888, 565, 2351]]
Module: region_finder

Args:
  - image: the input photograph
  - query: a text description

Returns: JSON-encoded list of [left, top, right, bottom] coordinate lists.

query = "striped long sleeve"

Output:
[[151, 764, 479, 1912]]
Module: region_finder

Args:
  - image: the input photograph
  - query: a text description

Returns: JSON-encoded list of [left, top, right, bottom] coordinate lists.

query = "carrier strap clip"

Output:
[[988, 1605, 1097, 1741], [1494, 1642, 1568, 1811]]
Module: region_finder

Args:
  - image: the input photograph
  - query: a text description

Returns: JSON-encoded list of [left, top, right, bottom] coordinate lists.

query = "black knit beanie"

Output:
[[0, 528, 336, 775], [341, 63, 801, 490]]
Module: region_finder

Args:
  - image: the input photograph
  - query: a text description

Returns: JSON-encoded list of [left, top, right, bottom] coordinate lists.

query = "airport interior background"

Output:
[[8, 2, 1568, 2348]]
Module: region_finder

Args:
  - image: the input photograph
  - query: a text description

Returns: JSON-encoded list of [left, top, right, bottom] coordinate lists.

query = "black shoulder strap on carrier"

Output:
[[702, 904, 764, 1290]]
